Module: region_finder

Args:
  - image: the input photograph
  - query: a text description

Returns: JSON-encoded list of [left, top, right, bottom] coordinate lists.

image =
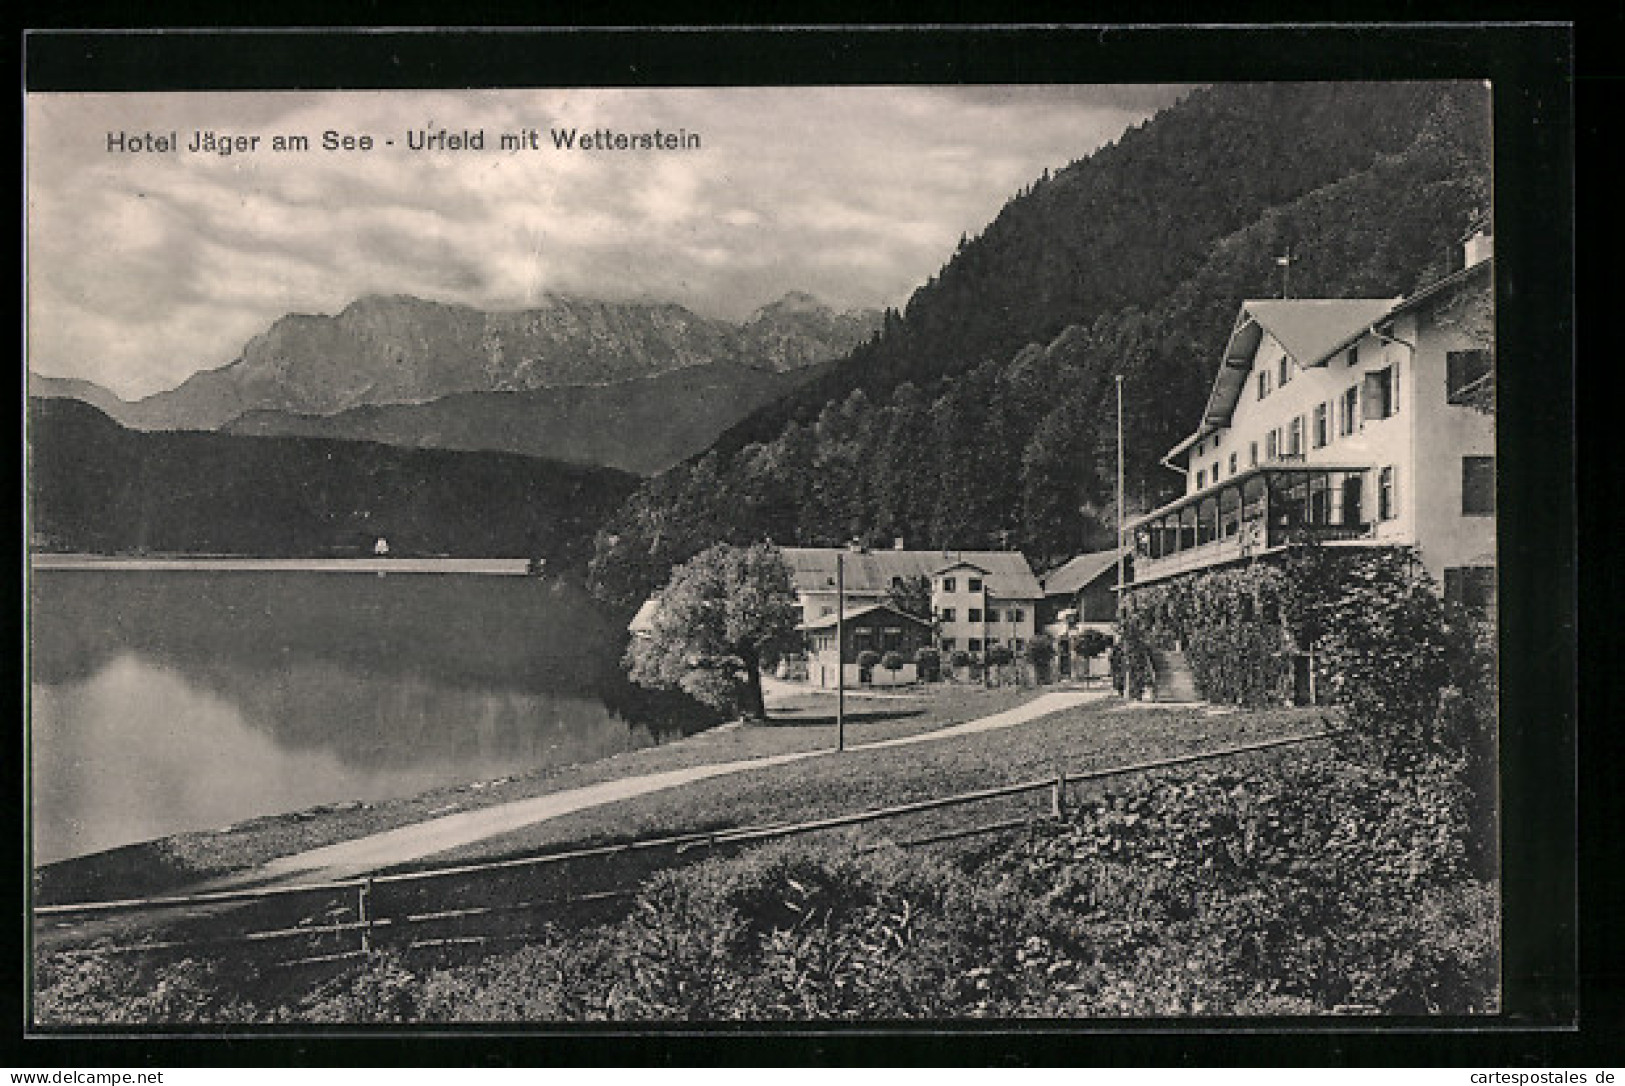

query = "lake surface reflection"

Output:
[[29, 569, 697, 865]]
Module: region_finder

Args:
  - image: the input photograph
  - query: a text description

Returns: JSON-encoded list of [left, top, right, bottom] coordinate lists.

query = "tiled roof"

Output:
[[1241, 298, 1403, 370], [1170, 296, 1403, 461], [782, 547, 1042, 600], [1040, 549, 1126, 596], [798, 602, 933, 632]]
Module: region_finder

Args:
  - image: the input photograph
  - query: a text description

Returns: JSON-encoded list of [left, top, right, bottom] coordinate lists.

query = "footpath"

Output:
[[210, 688, 1103, 889]]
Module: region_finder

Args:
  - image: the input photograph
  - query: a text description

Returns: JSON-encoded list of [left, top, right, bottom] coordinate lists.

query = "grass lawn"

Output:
[[422, 699, 1333, 868]]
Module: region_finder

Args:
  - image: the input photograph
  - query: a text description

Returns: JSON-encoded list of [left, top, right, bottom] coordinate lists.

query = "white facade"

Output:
[[1130, 244, 1494, 603], [932, 561, 1038, 656]]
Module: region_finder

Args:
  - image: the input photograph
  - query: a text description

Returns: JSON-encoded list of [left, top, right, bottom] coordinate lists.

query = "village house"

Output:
[[629, 543, 1044, 669], [1124, 221, 1496, 612], [781, 544, 1042, 660], [1038, 547, 1128, 635], [800, 602, 935, 688]]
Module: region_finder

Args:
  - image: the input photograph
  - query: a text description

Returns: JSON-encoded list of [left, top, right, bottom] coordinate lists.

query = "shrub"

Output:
[[913, 646, 942, 682], [881, 650, 905, 674], [1024, 634, 1056, 683], [1074, 629, 1114, 659], [949, 649, 971, 670]]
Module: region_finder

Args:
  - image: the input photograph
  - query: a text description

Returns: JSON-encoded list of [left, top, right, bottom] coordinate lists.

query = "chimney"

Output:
[[893, 537, 905, 551]]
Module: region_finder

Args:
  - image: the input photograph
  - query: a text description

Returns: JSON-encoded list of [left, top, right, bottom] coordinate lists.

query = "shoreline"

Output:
[[29, 554, 535, 575], [31, 683, 1052, 906]]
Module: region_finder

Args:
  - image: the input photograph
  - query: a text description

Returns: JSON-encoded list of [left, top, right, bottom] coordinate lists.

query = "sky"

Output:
[[26, 85, 1194, 400]]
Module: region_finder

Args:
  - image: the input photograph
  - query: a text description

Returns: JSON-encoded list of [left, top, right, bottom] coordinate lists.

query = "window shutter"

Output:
[[1462, 456, 1496, 515], [1363, 371, 1387, 419], [1448, 350, 1493, 404]]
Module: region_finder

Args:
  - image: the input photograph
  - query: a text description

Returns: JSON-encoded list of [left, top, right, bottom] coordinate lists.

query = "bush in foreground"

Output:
[[36, 743, 1497, 1024]]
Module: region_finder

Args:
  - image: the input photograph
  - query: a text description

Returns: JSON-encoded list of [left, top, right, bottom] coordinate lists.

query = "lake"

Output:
[[28, 567, 704, 866]]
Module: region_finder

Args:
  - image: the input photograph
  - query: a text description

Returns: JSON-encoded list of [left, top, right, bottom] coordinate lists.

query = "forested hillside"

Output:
[[586, 83, 1492, 609], [28, 398, 639, 566]]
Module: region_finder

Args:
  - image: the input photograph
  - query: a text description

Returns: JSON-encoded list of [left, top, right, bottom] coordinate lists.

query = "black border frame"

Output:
[[12, 21, 1585, 1068]]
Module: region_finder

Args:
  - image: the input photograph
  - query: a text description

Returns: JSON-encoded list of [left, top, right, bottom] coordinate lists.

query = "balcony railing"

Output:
[[1130, 520, 1375, 584], [1125, 462, 1377, 587]]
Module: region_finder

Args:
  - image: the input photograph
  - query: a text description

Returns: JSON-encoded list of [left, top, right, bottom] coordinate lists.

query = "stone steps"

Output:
[[1150, 646, 1202, 703]]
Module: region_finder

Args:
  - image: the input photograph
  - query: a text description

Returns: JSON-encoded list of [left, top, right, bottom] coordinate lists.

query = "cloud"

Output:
[[26, 86, 1184, 399]]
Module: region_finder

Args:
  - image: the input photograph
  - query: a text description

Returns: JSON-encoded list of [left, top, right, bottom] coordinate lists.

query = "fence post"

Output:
[[1051, 771, 1068, 820], [358, 878, 374, 955]]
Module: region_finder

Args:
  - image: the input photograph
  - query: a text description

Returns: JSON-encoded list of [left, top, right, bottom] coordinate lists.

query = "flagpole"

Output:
[[1116, 373, 1127, 698]]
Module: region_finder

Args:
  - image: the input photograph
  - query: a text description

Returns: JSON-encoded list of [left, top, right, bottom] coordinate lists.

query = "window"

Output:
[[882, 627, 903, 652], [1257, 369, 1271, 400], [1345, 345, 1359, 367], [938, 607, 956, 623], [1008, 608, 1025, 623], [1229, 452, 1238, 475], [1249, 441, 1259, 467], [1279, 355, 1292, 386], [1313, 402, 1329, 448], [941, 577, 956, 593], [1340, 385, 1359, 436], [967, 577, 983, 592], [1013, 638, 1026, 651], [1364, 366, 1394, 420], [1447, 350, 1493, 405], [1462, 456, 1495, 516], [1444, 566, 1496, 612], [1196, 469, 1206, 489], [968, 638, 982, 653], [1378, 465, 1397, 520], [968, 608, 983, 623], [1287, 416, 1304, 456], [940, 638, 955, 652], [1212, 461, 1221, 484], [1266, 430, 1279, 460]]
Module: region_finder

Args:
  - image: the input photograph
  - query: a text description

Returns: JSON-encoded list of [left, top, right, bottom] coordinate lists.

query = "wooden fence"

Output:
[[35, 730, 1330, 967]]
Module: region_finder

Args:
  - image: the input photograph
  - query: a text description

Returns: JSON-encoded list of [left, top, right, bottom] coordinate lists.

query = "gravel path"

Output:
[[212, 689, 1103, 887]]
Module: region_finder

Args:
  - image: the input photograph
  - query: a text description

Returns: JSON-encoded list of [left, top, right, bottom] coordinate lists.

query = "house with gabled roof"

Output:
[[1125, 223, 1495, 611], [1039, 547, 1128, 634], [798, 602, 935, 688], [782, 543, 1042, 660]]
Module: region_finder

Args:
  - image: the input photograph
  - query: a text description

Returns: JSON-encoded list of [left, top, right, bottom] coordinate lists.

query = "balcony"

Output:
[[1126, 464, 1375, 587]]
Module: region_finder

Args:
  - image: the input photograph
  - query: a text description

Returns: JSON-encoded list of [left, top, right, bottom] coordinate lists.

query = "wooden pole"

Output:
[[836, 551, 845, 752], [1116, 374, 1128, 698], [358, 878, 374, 955]]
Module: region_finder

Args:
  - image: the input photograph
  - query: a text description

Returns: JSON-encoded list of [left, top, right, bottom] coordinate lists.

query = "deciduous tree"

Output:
[[626, 543, 801, 721]]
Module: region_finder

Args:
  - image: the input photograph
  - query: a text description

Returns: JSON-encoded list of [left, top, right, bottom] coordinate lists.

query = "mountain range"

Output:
[[219, 360, 832, 476], [30, 291, 879, 471]]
